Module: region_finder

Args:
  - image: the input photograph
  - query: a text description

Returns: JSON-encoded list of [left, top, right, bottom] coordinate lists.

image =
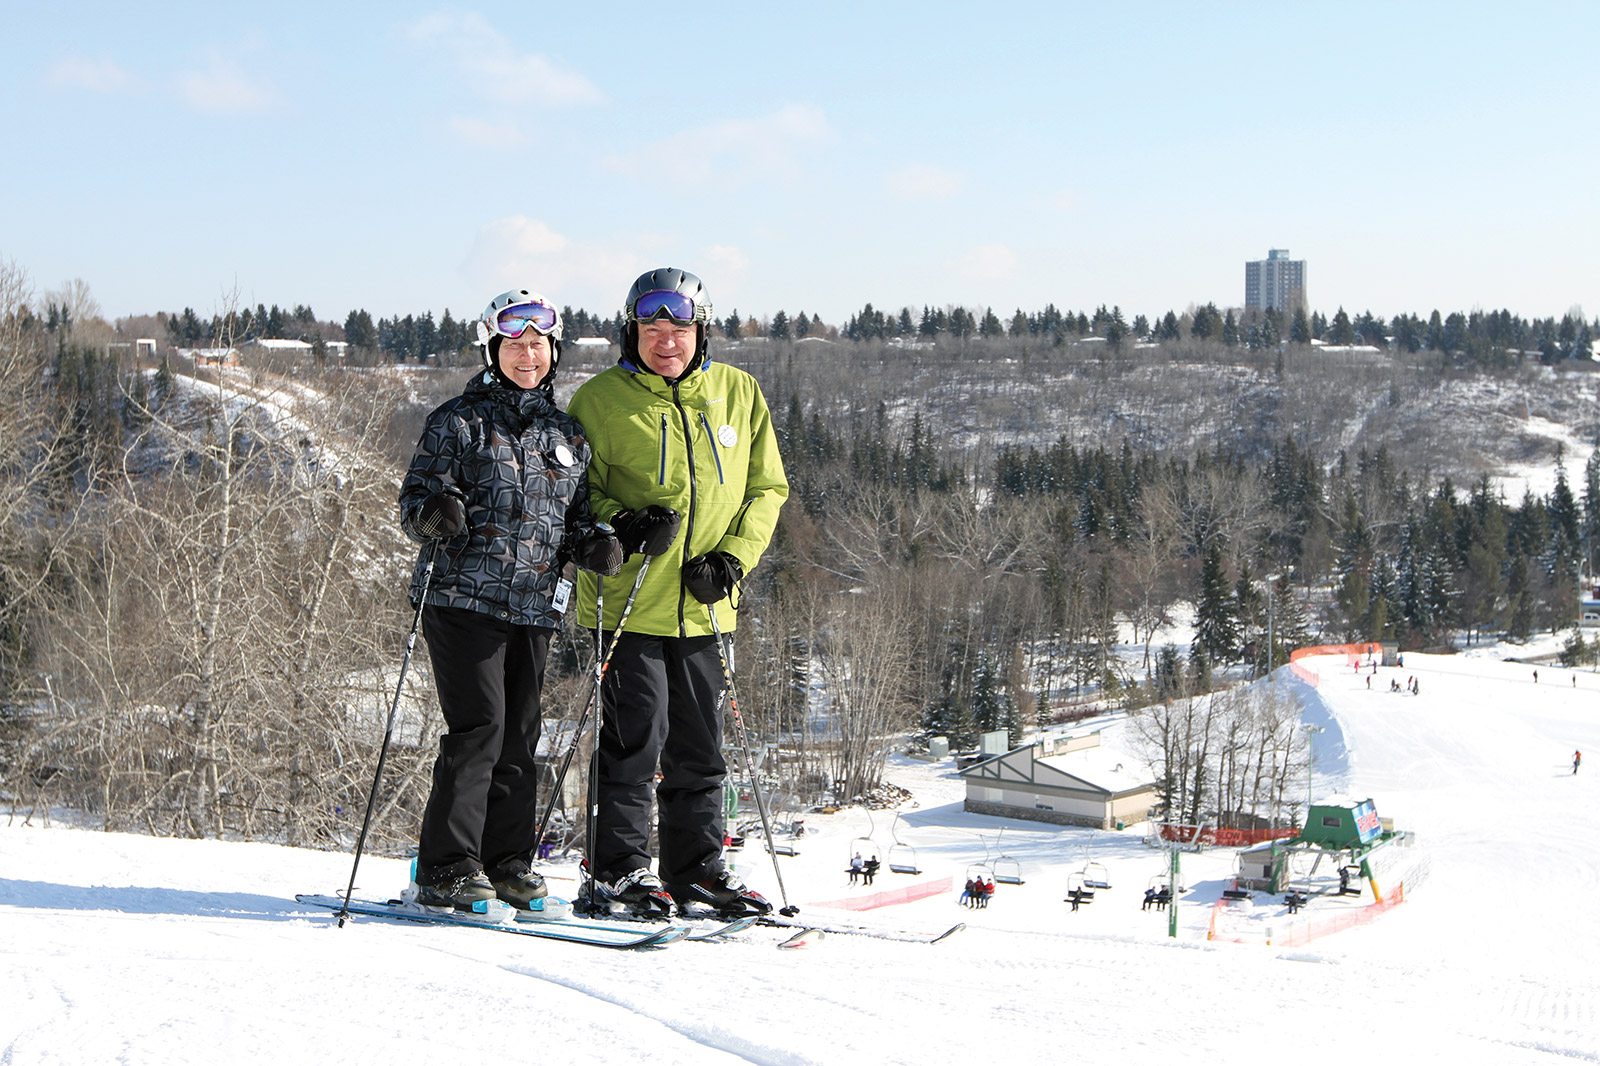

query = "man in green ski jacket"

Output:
[[567, 267, 788, 918]]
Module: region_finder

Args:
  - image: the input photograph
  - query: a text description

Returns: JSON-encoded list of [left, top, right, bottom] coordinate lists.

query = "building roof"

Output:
[[245, 338, 314, 350], [960, 715, 1155, 796]]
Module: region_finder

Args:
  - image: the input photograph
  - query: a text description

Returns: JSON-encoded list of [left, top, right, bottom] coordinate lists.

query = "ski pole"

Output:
[[337, 542, 438, 927], [531, 557, 653, 870], [708, 601, 798, 916]]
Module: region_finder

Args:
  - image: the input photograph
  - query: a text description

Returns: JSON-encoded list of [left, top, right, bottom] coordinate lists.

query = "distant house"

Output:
[[1581, 580, 1600, 628], [241, 338, 315, 358], [959, 717, 1158, 829], [178, 346, 240, 367]]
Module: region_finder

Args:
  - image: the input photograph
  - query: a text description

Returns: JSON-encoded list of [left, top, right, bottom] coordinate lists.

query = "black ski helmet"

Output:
[[477, 288, 563, 387], [621, 267, 712, 367]]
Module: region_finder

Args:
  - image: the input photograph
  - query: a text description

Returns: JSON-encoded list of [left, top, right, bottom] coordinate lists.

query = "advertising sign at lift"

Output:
[[1352, 799, 1382, 844]]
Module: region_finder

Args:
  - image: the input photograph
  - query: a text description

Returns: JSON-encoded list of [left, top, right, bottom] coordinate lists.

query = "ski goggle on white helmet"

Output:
[[476, 289, 563, 346]]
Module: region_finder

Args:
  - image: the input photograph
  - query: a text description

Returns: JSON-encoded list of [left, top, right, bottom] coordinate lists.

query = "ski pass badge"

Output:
[[552, 443, 576, 468], [552, 578, 573, 615], [717, 425, 738, 448]]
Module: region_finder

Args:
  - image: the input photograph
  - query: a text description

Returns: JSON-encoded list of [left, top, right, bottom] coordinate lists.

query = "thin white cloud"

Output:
[[699, 246, 750, 311], [963, 243, 1019, 282], [404, 12, 602, 107], [884, 164, 963, 201], [176, 51, 273, 113], [449, 115, 525, 149], [1042, 188, 1079, 213], [603, 103, 833, 183], [461, 216, 639, 310], [47, 57, 134, 93]]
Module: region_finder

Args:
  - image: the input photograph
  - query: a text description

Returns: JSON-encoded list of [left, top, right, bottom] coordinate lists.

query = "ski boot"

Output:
[[578, 865, 675, 920], [486, 858, 548, 908], [668, 865, 773, 918], [406, 864, 506, 915]]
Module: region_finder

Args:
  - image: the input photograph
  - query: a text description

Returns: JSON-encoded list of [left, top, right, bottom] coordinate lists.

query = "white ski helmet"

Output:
[[476, 288, 564, 372]]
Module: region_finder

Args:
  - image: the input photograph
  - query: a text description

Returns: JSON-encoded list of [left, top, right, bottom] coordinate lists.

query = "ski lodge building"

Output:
[[959, 718, 1158, 830]]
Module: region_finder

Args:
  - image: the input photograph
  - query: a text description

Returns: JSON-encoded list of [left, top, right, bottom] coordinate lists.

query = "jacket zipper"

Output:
[[657, 412, 668, 485], [698, 412, 726, 484], [672, 383, 698, 637]]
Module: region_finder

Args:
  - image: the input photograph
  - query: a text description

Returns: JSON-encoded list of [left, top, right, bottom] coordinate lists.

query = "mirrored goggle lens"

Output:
[[494, 301, 558, 338], [632, 290, 697, 324]]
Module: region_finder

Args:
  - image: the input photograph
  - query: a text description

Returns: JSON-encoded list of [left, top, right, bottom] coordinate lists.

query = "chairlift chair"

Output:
[[1079, 860, 1111, 890], [846, 837, 880, 877], [992, 855, 1025, 885], [887, 843, 922, 875], [887, 811, 922, 874]]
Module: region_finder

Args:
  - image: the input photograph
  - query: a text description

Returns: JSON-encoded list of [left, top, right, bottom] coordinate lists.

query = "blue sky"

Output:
[[3, 2, 1596, 329]]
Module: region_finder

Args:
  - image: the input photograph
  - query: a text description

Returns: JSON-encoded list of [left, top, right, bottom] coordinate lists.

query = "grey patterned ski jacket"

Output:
[[399, 371, 595, 628]]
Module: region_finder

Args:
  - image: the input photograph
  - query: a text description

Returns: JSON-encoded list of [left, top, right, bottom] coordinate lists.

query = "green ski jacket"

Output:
[[567, 359, 788, 636]]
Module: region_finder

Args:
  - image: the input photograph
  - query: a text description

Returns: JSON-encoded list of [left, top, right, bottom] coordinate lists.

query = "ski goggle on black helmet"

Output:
[[476, 289, 563, 347], [625, 268, 712, 326]]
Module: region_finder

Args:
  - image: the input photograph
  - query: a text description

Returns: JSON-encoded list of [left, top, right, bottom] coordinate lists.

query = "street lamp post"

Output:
[[1305, 724, 1325, 812]]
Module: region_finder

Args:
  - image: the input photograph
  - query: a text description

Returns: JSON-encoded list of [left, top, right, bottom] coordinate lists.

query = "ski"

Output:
[[548, 907, 757, 941], [295, 894, 686, 949], [758, 914, 965, 945], [684, 914, 759, 941], [777, 927, 824, 950]]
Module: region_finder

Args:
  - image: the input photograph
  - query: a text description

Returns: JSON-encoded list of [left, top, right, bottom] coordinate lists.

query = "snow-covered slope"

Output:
[[3, 649, 1597, 1064]]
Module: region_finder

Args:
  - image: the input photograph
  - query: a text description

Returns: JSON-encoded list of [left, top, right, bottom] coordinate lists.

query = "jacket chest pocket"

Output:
[[528, 436, 582, 507], [463, 432, 518, 490]]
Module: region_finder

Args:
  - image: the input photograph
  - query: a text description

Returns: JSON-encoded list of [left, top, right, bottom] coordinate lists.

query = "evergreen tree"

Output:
[[1548, 465, 1582, 578], [1289, 306, 1310, 344], [1329, 307, 1354, 345], [1506, 554, 1535, 640], [1190, 303, 1221, 341], [1153, 644, 1184, 700], [1581, 449, 1600, 577], [1193, 541, 1239, 663]]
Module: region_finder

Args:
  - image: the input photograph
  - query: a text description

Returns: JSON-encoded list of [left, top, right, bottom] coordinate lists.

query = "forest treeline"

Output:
[[129, 290, 1597, 371], [4, 263, 1598, 851]]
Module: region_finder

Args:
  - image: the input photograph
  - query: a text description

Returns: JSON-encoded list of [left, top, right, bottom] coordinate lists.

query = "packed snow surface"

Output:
[[3, 646, 1597, 1064]]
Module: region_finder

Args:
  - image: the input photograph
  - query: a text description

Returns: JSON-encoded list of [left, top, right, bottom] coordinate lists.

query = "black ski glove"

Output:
[[415, 492, 466, 539], [569, 522, 624, 577], [613, 505, 681, 557], [683, 551, 743, 604]]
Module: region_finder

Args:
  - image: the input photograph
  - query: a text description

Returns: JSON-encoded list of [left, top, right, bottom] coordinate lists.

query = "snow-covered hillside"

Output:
[[3, 646, 1597, 1064]]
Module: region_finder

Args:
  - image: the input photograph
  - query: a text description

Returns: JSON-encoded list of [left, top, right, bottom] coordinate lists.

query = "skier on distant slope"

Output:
[[398, 289, 623, 911]]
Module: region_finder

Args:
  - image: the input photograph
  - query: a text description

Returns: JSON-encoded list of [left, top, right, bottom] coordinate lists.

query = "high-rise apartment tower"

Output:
[[1245, 249, 1307, 314]]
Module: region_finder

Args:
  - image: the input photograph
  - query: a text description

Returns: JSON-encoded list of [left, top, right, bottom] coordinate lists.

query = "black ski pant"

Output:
[[416, 604, 550, 880], [592, 632, 727, 887]]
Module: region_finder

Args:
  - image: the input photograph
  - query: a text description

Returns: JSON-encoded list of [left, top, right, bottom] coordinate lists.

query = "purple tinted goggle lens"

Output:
[[632, 290, 697, 324], [494, 301, 558, 338]]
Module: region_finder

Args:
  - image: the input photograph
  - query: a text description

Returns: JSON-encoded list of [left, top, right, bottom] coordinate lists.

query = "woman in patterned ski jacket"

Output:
[[397, 289, 622, 912]]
